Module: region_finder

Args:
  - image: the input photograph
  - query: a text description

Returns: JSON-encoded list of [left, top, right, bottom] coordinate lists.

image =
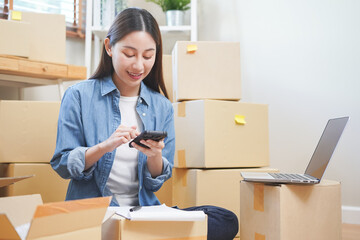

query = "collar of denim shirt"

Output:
[[100, 75, 151, 107]]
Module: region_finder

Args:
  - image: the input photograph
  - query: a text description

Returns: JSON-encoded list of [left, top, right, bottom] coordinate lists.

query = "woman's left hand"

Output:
[[131, 139, 164, 177]]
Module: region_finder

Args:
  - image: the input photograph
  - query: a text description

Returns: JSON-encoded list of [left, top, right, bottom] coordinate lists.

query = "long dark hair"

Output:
[[91, 8, 168, 99]]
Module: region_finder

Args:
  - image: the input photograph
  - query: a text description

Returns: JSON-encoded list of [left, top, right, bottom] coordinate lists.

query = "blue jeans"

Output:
[[182, 205, 238, 240]]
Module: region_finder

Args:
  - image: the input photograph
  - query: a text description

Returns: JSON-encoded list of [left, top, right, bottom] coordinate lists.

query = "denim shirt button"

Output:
[[142, 113, 146, 116]]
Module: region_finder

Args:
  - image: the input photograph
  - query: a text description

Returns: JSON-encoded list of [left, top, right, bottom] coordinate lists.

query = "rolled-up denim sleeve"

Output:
[[50, 87, 95, 180], [143, 103, 175, 192]]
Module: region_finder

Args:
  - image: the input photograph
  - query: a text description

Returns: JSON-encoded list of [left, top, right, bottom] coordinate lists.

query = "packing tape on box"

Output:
[[254, 184, 264, 212], [235, 115, 246, 125], [187, 44, 198, 54], [178, 102, 186, 117], [255, 232, 266, 240], [182, 170, 187, 187], [177, 150, 186, 168]]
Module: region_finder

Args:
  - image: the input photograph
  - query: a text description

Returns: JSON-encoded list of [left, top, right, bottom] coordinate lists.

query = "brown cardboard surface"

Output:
[[0, 175, 33, 188], [0, 20, 30, 58], [240, 180, 342, 240], [163, 55, 174, 102], [172, 168, 279, 237], [0, 195, 110, 240], [0, 163, 69, 203], [102, 214, 207, 240], [173, 100, 269, 168], [0, 100, 60, 163], [28, 197, 110, 239], [172, 41, 241, 101], [12, 11, 66, 64], [154, 177, 173, 206]]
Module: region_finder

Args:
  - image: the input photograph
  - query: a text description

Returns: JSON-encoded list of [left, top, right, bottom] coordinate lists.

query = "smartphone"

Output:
[[129, 131, 168, 149]]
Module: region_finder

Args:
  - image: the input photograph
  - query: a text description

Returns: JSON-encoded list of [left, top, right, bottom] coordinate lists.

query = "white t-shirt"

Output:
[[106, 96, 143, 206]]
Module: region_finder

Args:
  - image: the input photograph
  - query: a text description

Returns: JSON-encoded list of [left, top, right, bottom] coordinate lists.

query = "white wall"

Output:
[[198, 0, 360, 212]]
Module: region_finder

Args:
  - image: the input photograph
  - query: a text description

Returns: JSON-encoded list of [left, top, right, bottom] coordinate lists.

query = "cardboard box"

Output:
[[0, 19, 30, 58], [0, 163, 69, 203], [173, 100, 269, 168], [172, 41, 241, 101], [102, 213, 207, 240], [162, 55, 174, 102], [154, 176, 173, 207], [9, 11, 66, 63], [0, 175, 33, 188], [0, 194, 110, 240], [240, 180, 341, 240], [172, 168, 279, 236], [0, 100, 60, 163]]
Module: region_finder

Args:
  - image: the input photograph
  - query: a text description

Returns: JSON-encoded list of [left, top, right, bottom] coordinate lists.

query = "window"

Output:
[[0, 0, 86, 38]]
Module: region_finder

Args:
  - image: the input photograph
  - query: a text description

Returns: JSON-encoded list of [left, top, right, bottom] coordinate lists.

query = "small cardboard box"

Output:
[[173, 100, 269, 168], [172, 41, 241, 101], [0, 100, 60, 163], [9, 11, 66, 63], [162, 54, 175, 103], [102, 213, 207, 240], [172, 168, 279, 236], [0, 194, 110, 240], [0, 19, 30, 58], [240, 180, 341, 240], [0, 163, 69, 203]]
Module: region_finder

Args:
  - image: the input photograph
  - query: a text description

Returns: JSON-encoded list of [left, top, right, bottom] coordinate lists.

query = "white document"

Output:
[[112, 204, 206, 221]]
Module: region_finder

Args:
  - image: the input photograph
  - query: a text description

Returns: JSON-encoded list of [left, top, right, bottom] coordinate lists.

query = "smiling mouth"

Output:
[[128, 71, 143, 79]]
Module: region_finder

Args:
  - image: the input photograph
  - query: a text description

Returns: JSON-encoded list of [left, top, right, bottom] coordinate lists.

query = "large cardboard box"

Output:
[[172, 41, 241, 101], [240, 180, 341, 240], [172, 168, 279, 236], [0, 194, 110, 240], [9, 11, 66, 63], [0, 100, 60, 163], [173, 100, 269, 168], [154, 176, 173, 207], [0, 19, 30, 58], [102, 213, 207, 240], [162, 55, 174, 103], [0, 163, 69, 203]]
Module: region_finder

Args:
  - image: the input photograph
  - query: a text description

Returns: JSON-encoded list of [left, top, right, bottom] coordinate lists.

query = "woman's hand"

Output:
[[85, 125, 139, 170], [131, 139, 164, 178], [101, 125, 139, 153]]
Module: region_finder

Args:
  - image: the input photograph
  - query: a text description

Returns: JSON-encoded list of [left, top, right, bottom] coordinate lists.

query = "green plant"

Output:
[[146, 0, 191, 12]]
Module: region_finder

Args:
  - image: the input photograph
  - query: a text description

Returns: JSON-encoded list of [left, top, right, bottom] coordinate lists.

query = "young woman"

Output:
[[51, 8, 238, 239]]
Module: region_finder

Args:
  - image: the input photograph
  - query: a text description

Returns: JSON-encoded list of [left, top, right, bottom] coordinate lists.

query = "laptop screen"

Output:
[[305, 117, 349, 179]]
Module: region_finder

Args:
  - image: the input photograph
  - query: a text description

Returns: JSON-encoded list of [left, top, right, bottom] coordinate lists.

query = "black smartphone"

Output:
[[129, 131, 168, 149]]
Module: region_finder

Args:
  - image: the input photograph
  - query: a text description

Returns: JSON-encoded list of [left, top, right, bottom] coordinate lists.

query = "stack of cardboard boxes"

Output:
[[0, 100, 69, 203], [0, 11, 70, 203], [157, 41, 279, 236]]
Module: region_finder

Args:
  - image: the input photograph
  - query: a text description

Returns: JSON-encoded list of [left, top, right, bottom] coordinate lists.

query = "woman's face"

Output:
[[106, 31, 156, 96]]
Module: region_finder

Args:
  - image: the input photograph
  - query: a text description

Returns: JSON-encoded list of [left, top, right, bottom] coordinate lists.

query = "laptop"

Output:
[[240, 117, 349, 184]]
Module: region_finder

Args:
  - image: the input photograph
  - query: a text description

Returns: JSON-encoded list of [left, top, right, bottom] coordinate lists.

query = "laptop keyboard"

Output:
[[269, 173, 313, 181]]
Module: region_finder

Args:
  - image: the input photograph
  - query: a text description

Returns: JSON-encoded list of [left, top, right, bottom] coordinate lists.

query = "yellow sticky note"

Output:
[[235, 115, 246, 125], [11, 11, 22, 21], [187, 44, 197, 53]]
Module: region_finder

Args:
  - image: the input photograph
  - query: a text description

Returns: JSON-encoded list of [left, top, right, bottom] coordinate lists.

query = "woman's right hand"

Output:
[[101, 125, 139, 153]]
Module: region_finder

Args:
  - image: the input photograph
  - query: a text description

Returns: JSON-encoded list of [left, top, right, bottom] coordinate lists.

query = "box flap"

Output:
[[0, 214, 20, 239], [0, 194, 43, 228], [0, 175, 34, 188], [27, 196, 111, 239]]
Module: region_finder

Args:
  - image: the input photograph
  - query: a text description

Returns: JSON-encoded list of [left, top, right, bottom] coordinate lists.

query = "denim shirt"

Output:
[[50, 76, 175, 206]]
